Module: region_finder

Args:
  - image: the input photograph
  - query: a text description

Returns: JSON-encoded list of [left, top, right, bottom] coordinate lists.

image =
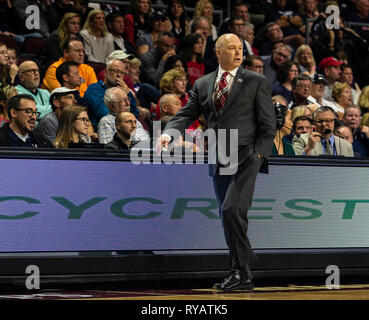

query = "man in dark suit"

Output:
[[157, 33, 276, 291]]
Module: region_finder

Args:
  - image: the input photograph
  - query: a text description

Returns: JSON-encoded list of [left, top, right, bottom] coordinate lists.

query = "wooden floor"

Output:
[[1, 283, 369, 300]]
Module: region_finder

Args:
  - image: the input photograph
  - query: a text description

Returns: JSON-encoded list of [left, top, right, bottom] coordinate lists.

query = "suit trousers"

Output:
[[213, 151, 262, 269]]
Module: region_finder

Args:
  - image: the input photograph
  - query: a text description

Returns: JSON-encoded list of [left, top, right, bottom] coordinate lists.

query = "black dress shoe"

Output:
[[214, 268, 254, 291]]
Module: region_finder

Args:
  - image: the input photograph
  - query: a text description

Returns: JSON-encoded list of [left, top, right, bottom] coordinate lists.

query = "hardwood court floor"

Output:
[[1, 283, 369, 300]]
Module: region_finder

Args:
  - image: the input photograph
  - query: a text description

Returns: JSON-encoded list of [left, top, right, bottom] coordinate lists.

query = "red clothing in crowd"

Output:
[[186, 61, 205, 87]]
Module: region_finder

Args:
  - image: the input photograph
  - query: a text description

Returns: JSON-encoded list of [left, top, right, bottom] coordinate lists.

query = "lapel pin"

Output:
[[237, 78, 243, 83]]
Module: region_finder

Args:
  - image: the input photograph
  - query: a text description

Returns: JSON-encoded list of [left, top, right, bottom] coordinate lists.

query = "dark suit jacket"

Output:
[[164, 67, 276, 176]]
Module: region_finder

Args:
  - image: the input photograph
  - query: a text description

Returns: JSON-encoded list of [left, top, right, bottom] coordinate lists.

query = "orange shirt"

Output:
[[42, 58, 98, 97]]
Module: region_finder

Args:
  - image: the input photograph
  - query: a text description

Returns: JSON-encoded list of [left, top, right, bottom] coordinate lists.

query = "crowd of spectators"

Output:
[[0, 0, 368, 157]]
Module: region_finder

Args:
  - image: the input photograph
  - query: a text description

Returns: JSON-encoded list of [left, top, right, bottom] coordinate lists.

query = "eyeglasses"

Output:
[[21, 69, 39, 75], [315, 119, 335, 124], [276, 52, 289, 59], [75, 117, 89, 123], [297, 84, 312, 89], [233, 23, 245, 27], [14, 108, 41, 118], [112, 98, 130, 105], [107, 68, 125, 75]]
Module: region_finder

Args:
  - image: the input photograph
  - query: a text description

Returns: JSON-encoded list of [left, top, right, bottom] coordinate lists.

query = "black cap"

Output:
[[312, 73, 328, 85]]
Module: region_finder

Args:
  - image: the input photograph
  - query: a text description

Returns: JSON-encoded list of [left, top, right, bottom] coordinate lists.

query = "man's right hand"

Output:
[[162, 48, 176, 61], [305, 132, 321, 155], [156, 135, 171, 155]]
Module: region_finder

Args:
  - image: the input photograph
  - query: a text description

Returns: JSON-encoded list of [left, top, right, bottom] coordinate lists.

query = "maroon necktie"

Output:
[[215, 72, 229, 111]]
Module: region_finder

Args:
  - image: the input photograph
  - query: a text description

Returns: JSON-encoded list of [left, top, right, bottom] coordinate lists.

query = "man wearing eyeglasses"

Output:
[[15, 61, 52, 119], [0, 94, 53, 148], [287, 74, 314, 109], [83, 59, 139, 128], [292, 106, 353, 156]]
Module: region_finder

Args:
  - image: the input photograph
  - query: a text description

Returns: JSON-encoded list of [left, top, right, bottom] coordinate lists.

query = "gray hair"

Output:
[[104, 86, 125, 111]]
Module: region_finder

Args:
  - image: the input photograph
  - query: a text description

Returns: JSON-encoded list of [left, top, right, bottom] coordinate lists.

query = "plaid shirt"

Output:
[[97, 114, 149, 144]]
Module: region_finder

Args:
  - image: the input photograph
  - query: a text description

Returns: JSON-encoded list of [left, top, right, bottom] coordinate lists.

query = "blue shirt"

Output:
[[82, 81, 139, 127], [321, 135, 337, 155]]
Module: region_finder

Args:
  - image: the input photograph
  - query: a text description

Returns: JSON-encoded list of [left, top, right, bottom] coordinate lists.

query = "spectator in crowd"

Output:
[[128, 58, 143, 95], [80, 9, 115, 63], [140, 31, 176, 87], [271, 95, 294, 156], [331, 82, 353, 116], [45, 12, 82, 65], [287, 74, 313, 109], [42, 39, 98, 97], [335, 125, 354, 145], [156, 68, 189, 119], [13, 0, 57, 41], [219, 0, 249, 35], [272, 61, 299, 103], [244, 22, 258, 56], [190, 0, 217, 40], [342, 105, 369, 157], [7, 48, 20, 68], [362, 112, 369, 127], [51, 0, 74, 28], [299, 0, 320, 34], [54, 105, 91, 148], [293, 106, 354, 156], [263, 43, 293, 88], [0, 85, 18, 126], [165, 0, 189, 46], [244, 55, 264, 74], [291, 105, 313, 122], [136, 11, 170, 56], [0, 0, 18, 40], [104, 111, 138, 150], [264, 0, 306, 41], [98, 86, 148, 144], [83, 59, 139, 127], [341, 0, 369, 43], [0, 42, 17, 86], [164, 54, 186, 73], [123, 0, 152, 48], [55, 61, 83, 97], [106, 12, 136, 55], [340, 64, 360, 105], [0, 94, 52, 147], [36, 87, 78, 144], [15, 61, 52, 119], [319, 56, 342, 102], [71, 0, 93, 27], [190, 16, 217, 74], [358, 85, 369, 115], [293, 44, 316, 76], [307, 73, 337, 111], [159, 93, 182, 118], [283, 115, 313, 145], [178, 33, 205, 88]]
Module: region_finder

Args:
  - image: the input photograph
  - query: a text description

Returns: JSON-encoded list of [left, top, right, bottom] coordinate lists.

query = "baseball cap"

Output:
[[319, 57, 342, 72], [107, 50, 134, 63], [311, 73, 328, 85], [49, 87, 79, 104]]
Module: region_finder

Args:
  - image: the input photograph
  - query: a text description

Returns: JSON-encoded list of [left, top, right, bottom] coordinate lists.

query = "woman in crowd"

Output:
[[80, 10, 115, 63], [45, 12, 81, 65], [136, 11, 170, 56], [190, 0, 217, 41], [340, 64, 360, 105], [164, 54, 186, 73], [291, 104, 313, 122], [0, 42, 17, 86], [166, 0, 189, 46], [293, 44, 316, 76], [178, 33, 205, 88], [332, 82, 353, 117], [54, 105, 91, 149], [123, 0, 152, 48], [358, 85, 369, 116], [272, 61, 299, 103], [155, 68, 189, 120]]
